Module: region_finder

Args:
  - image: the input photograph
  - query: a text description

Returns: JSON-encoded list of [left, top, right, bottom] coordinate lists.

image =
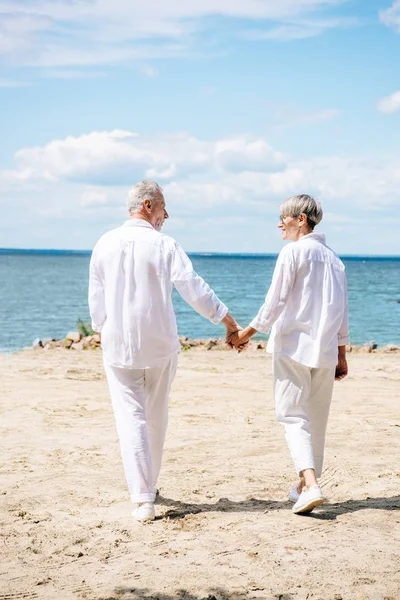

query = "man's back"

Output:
[[89, 220, 180, 368], [89, 219, 228, 369]]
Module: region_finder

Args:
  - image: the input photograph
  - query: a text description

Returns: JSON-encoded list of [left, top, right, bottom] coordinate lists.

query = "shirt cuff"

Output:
[[210, 303, 228, 325], [338, 334, 350, 346], [249, 316, 271, 334], [91, 321, 103, 333]]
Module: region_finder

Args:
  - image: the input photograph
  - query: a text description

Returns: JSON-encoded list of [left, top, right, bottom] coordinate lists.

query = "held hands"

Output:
[[221, 312, 249, 352], [225, 328, 249, 352], [227, 328, 251, 352]]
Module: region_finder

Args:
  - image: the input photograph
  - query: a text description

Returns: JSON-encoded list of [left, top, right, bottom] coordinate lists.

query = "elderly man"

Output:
[[232, 194, 349, 515], [89, 180, 240, 522]]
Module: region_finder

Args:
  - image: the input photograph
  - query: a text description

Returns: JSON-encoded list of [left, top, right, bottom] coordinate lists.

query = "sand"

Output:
[[1, 346, 399, 600]]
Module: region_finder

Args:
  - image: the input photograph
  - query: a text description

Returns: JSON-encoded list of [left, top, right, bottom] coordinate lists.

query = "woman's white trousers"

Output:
[[273, 352, 335, 478], [104, 354, 178, 503]]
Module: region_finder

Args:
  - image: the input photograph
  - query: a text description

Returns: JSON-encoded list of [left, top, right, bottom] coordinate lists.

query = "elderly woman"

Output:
[[233, 195, 349, 515]]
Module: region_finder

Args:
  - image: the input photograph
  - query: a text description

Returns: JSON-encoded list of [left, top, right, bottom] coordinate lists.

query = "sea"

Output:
[[0, 249, 399, 352]]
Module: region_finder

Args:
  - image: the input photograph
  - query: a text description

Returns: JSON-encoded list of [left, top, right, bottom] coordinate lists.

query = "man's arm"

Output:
[[171, 243, 241, 337]]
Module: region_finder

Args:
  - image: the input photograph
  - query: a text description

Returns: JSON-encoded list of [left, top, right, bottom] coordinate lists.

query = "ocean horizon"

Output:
[[1, 248, 400, 260], [1, 248, 399, 352]]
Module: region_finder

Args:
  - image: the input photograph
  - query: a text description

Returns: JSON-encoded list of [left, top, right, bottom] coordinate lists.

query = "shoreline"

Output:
[[3, 334, 400, 355]]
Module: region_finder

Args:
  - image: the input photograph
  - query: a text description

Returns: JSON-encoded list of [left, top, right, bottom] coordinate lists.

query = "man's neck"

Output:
[[130, 211, 151, 225]]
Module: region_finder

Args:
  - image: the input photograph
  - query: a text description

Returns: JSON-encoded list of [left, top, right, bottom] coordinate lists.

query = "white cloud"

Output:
[[246, 16, 360, 41], [0, 0, 353, 70], [377, 90, 400, 114], [380, 0, 400, 32], [2, 128, 400, 253], [80, 189, 109, 208], [2, 129, 399, 215], [11, 130, 286, 185]]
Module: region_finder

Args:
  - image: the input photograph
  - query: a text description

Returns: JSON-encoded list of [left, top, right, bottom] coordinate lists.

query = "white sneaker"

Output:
[[132, 502, 155, 522], [288, 484, 301, 503], [292, 484, 325, 514]]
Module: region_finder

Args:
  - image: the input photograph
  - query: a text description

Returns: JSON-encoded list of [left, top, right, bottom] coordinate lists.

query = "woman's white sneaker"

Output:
[[132, 502, 155, 522], [292, 484, 324, 514], [288, 484, 301, 503]]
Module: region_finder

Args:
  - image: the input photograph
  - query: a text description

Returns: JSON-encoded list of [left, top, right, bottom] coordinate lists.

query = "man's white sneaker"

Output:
[[132, 502, 155, 522], [288, 484, 301, 503], [292, 484, 324, 514]]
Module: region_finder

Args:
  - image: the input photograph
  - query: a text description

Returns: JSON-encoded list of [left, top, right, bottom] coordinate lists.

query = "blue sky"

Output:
[[1, 0, 400, 254]]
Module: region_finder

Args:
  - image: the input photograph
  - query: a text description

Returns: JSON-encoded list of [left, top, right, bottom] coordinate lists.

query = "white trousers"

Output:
[[273, 352, 335, 479], [104, 353, 178, 503]]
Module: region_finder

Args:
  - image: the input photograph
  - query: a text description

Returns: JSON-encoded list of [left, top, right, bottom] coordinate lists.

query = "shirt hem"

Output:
[[102, 346, 180, 370], [270, 348, 338, 369]]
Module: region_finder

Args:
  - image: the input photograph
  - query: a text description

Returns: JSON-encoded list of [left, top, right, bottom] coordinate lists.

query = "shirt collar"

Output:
[[300, 232, 326, 245], [123, 219, 155, 230]]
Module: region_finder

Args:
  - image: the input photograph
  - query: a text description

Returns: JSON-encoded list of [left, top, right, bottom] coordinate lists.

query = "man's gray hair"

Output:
[[127, 180, 163, 215], [280, 194, 323, 230]]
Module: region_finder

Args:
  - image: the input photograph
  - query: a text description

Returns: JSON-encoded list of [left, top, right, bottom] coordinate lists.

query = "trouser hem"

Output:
[[295, 463, 316, 476], [130, 493, 156, 504]]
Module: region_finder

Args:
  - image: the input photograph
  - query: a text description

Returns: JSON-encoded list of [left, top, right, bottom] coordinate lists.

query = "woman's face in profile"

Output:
[[278, 214, 301, 241]]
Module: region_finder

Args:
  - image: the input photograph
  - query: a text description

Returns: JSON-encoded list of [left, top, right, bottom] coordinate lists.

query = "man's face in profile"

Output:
[[151, 193, 169, 231]]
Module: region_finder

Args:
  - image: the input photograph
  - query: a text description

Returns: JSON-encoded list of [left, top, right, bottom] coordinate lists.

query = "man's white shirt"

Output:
[[250, 233, 349, 368], [89, 220, 228, 368]]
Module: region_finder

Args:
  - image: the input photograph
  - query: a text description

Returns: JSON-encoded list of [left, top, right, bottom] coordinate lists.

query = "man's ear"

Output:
[[144, 199, 152, 212]]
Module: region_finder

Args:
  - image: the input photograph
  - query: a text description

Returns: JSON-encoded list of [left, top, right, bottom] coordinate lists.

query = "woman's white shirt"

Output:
[[250, 233, 349, 368]]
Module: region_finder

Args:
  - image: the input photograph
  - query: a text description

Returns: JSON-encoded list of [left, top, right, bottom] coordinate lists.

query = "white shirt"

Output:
[[89, 220, 228, 368], [250, 233, 349, 368]]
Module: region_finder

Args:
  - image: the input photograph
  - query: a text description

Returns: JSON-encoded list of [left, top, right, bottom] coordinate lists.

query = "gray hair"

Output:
[[127, 180, 163, 215], [280, 194, 323, 230]]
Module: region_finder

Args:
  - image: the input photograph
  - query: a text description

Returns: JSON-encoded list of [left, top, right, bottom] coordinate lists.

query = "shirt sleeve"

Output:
[[171, 243, 228, 324], [338, 274, 350, 346], [249, 247, 296, 333], [88, 247, 106, 333]]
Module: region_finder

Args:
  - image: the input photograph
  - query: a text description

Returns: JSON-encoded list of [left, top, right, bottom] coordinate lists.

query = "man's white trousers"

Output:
[[273, 352, 335, 478], [104, 353, 178, 504]]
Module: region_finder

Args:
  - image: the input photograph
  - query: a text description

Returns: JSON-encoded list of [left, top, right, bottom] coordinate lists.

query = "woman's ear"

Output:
[[298, 213, 308, 226]]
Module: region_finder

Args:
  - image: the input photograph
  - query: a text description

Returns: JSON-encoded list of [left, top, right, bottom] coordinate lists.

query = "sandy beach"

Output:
[[1, 345, 399, 600]]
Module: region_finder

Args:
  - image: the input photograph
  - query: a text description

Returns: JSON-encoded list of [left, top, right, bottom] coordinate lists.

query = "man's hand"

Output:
[[232, 329, 251, 353], [226, 328, 248, 350], [230, 326, 257, 353], [226, 329, 239, 347], [335, 345, 348, 381], [222, 313, 247, 350]]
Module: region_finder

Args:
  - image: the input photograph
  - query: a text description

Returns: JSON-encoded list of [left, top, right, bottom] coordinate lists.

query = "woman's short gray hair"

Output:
[[127, 180, 163, 215], [280, 194, 323, 230]]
